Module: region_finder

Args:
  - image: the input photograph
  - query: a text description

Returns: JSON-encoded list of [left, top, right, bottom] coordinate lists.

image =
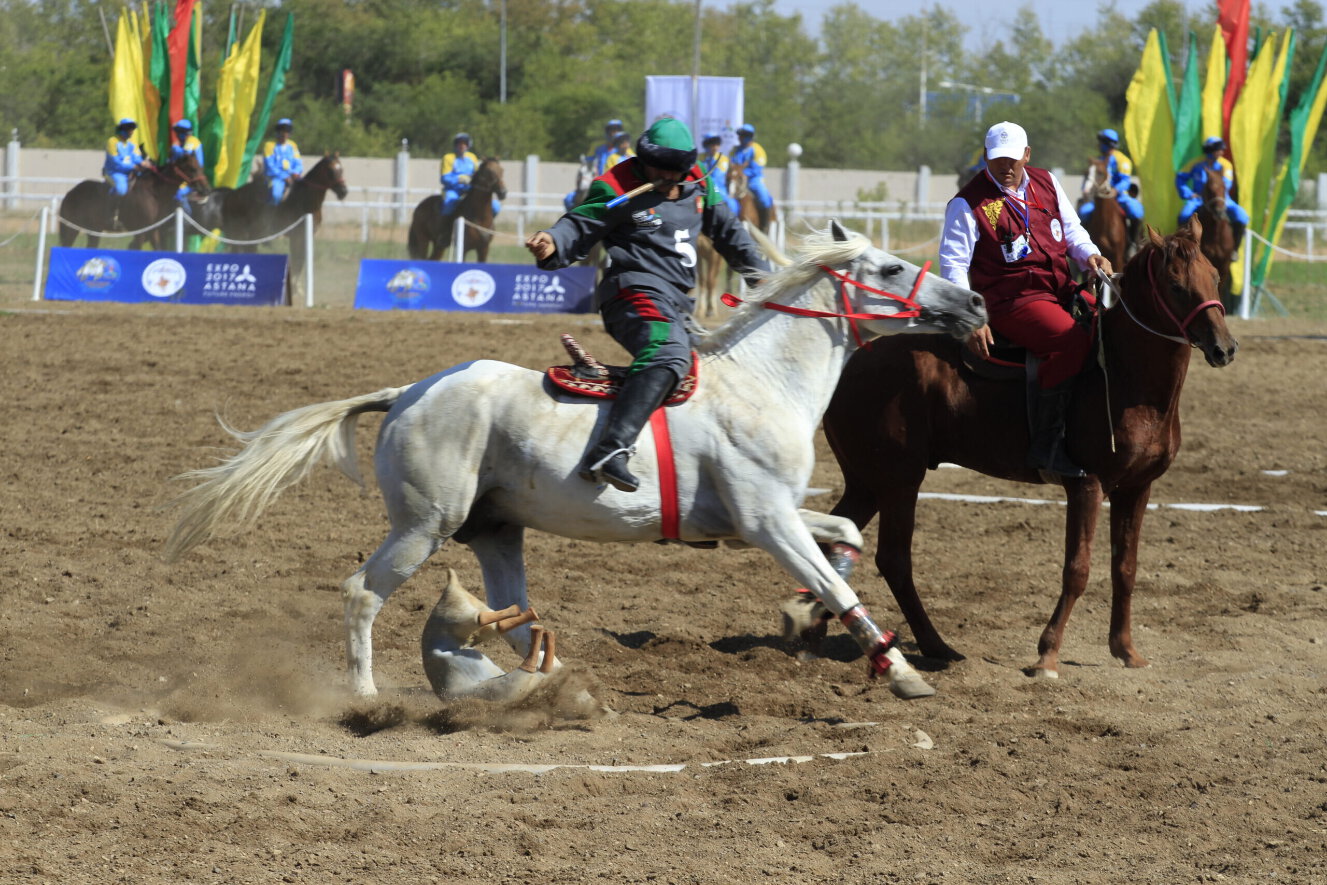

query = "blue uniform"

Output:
[[730, 140, 773, 210], [1079, 148, 1143, 222], [168, 135, 205, 211], [440, 150, 501, 217], [702, 152, 740, 215], [263, 138, 304, 204], [103, 135, 144, 196], [1176, 156, 1249, 225]]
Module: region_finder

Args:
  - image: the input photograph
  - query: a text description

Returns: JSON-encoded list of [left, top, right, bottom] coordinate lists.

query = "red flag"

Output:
[[1219, 0, 1250, 140], [167, 0, 199, 126]]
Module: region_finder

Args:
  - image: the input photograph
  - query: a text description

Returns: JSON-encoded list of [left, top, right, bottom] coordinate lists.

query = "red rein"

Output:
[[722, 260, 932, 349]]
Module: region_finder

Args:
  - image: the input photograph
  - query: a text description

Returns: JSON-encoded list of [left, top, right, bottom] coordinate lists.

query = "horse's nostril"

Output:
[[971, 293, 985, 311]]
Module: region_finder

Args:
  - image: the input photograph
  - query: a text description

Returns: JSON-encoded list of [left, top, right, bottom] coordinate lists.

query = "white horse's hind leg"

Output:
[[781, 509, 865, 651], [467, 525, 546, 659], [343, 528, 440, 696]]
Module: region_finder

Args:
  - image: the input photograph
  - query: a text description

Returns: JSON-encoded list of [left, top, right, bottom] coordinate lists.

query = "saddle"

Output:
[[546, 334, 698, 403], [961, 288, 1100, 382]]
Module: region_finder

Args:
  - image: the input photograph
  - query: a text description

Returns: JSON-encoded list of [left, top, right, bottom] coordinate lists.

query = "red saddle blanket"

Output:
[[546, 334, 698, 404]]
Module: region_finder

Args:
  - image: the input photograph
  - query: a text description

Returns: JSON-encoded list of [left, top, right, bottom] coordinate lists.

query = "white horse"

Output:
[[164, 221, 987, 705]]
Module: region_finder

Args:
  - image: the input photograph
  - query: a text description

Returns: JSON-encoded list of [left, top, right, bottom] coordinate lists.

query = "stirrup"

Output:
[[578, 445, 637, 491]]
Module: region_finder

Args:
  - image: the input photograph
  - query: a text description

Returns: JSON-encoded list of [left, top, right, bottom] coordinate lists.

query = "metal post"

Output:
[[304, 213, 315, 307], [394, 139, 410, 225], [33, 205, 48, 301], [5, 129, 18, 211], [453, 215, 465, 262], [1238, 229, 1252, 320], [916, 165, 930, 206], [499, 0, 508, 104], [786, 143, 801, 229], [524, 154, 539, 230], [174, 207, 185, 252], [1318, 173, 1327, 211], [881, 216, 890, 252]]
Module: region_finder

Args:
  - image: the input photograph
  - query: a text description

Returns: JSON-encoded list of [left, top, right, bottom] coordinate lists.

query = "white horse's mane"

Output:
[[698, 226, 873, 355]]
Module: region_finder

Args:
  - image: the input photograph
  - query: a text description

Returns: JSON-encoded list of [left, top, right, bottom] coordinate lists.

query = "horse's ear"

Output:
[[830, 219, 848, 242], [1146, 225, 1166, 249], [1184, 214, 1202, 241]]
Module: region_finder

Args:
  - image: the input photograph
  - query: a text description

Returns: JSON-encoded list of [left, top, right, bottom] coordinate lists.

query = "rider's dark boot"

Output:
[[578, 366, 677, 493], [1026, 378, 1086, 480], [1230, 221, 1246, 261], [1126, 216, 1141, 249], [757, 204, 771, 232]]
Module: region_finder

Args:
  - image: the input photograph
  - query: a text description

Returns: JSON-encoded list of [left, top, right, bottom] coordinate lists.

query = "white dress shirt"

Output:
[[939, 168, 1101, 290]]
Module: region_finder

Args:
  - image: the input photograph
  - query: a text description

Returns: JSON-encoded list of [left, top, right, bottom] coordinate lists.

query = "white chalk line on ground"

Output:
[[160, 738, 882, 775]]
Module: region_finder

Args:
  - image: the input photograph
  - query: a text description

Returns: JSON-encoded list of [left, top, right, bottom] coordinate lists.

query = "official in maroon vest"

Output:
[[939, 121, 1114, 478]]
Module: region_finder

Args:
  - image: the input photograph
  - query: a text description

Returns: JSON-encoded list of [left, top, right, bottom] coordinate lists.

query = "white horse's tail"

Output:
[[163, 386, 410, 562], [746, 222, 792, 267]]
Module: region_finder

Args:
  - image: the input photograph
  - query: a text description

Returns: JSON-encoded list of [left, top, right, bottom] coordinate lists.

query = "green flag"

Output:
[[240, 13, 294, 179], [1253, 41, 1327, 286], [1172, 32, 1202, 170], [1158, 30, 1179, 120], [151, 1, 173, 159], [183, 6, 201, 126], [198, 6, 237, 186]]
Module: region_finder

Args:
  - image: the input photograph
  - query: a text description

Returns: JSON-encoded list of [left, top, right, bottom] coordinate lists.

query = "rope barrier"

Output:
[[0, 207, 47, 248], [55, 211, 174, 239], [179, 209, 309, 246], [1248, 229, 1323, 262]]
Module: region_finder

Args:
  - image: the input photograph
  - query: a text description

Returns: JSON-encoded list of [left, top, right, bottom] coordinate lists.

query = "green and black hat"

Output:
[[635, 117, 697, 172]]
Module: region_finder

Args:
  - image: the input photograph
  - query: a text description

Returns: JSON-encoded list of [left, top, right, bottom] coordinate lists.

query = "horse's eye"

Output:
[[880, 264, 904, 277]]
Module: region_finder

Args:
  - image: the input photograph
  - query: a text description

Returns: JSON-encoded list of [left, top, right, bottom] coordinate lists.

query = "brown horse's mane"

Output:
[[1119, 227, 1203, 296]]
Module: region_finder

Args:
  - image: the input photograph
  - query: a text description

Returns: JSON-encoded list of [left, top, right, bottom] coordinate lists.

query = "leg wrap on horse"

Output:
[[578, 365, 677, 492], [839, 604, 898, 675]]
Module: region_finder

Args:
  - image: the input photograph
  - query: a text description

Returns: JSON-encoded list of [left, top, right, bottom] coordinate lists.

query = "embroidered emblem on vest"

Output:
[[982, 199, 1004, 228]]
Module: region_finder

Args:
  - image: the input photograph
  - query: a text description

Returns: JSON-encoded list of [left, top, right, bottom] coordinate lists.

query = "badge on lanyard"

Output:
[[1001, 233, 1031, 263], [1050, 218, 1063, 242]]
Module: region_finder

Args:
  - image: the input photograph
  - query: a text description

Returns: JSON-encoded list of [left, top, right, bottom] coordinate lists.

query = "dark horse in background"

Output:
[[1194, 170, 1236, 305], [201, 153, 348, 299], [57, 153, 210, 249], [784, 221, 1237, 682], [1078, 156, 1129, 273], [407, 157, 506, 262]]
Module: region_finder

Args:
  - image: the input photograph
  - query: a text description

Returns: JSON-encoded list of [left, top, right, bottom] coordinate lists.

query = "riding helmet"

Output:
[[1097, 128, 1119, 144], [454, 132, 471, 145], [702, 132, 723, 146], [1203, 136, 1225, 152], [275, 118, 293, 131], [736, 123, 755, 138], [173, 119, 193, 132], [635, 117, 697, 172], [116, 118, 137, 131]]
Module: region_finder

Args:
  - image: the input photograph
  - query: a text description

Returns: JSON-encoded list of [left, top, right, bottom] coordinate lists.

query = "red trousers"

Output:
[[988, 293, 1090, 389]]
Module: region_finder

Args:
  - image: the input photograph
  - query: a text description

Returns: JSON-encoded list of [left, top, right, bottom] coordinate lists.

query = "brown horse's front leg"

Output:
[[874, 486, 964, 662], [1034, 478, 1104, 677], [1105, 484, 1153, 669]]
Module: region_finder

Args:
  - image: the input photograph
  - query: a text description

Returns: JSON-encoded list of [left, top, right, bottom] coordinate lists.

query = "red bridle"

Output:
[[1119, 247, 1224, 346], [721, 260, 931, 348]]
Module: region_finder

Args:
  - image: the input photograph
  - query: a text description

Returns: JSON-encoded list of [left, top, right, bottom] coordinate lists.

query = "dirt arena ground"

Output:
[[2, 301, 1325, 885]]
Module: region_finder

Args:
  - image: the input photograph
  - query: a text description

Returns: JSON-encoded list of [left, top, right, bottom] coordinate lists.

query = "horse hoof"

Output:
[[889, 670, 937, 699], [1032, 668, 1059, 680]]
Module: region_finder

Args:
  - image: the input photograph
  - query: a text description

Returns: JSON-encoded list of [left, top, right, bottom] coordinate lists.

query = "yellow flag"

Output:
[[1124, 30, 1180, 235], [108, 13, 150, 152], [1200, 24, 1226, 160], [213, 10, 265, 189], [1228, 35, 1281, 291]]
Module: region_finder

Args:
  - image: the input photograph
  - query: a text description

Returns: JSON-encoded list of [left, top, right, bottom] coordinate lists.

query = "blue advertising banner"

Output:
[[45, 248, 289, 306], [353, 261, 595, 313]]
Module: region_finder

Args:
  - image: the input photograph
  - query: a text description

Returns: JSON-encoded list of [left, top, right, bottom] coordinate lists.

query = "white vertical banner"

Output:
[[645, 76, 744, 153]]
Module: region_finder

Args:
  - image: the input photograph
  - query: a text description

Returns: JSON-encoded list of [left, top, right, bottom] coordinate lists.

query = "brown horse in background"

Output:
[[1195, 171, 1235, 304], [1078, 157, 1128, 272], [785, 221, 1237, 681], [408, 157, 506, 262], [726, 162, 777, 233], [57, 153, 209, 249]]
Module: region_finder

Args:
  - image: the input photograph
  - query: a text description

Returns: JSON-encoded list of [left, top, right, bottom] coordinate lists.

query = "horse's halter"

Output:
[[1113, 246, 1223, 347], [722, 259, 930, 349]]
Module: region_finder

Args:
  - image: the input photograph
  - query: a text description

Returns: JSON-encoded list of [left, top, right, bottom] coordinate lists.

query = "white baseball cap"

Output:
[[985, 121, 1029, 161]]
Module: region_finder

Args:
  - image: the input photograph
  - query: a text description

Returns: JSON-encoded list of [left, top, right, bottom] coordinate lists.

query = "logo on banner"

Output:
[[142, 258, 187, 298], [512, 272, 570, 309], [386, 267, 431, 305], [75, 256, 121, 291], [202, 262, 262, 299], [452, 269, 496, 308]]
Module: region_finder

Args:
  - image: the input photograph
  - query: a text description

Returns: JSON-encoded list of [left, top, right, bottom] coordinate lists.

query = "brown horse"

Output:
[[57, 153, 209, 249], [726, 161, 777, 233], [1079, 157, 1128, 272], [1195, 170, 1235, 304], [693, 234, 730, 319], [787, 221, 1237, 680], [407, 157, 506, 262], [218, 152, 347, 251]]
